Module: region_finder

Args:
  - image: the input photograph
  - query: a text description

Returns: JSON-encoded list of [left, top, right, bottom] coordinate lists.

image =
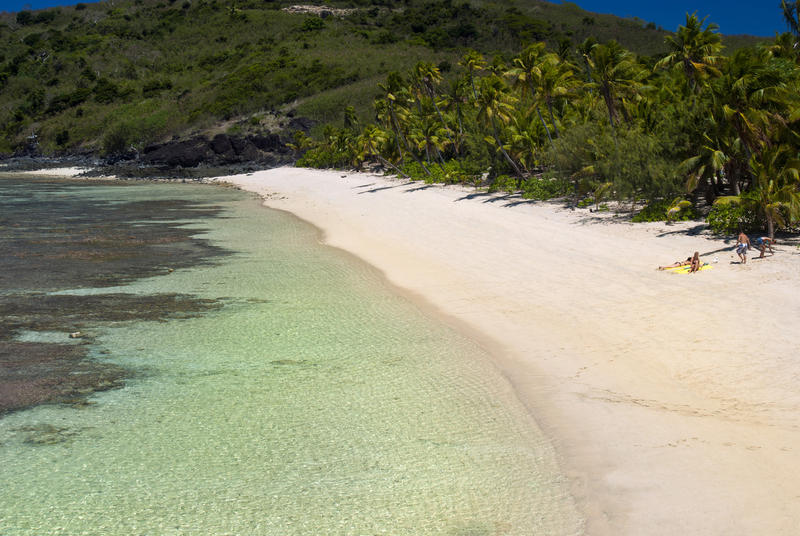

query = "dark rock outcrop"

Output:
[[138, 131, 293, 169], [142, 137, 215, 167], [210, 133, 234, 155]]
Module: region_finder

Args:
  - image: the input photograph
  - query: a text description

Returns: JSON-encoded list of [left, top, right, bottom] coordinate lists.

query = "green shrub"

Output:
[[94, 78, 122, 104], [296, 145, 352, 168], [521, 176, 570, 200], [142, 79, 173, 97], [488, 174, 519, 193], [632, 199, 696, 222], [301, 17, 325, 32], [102, 124, 132, 155], [706, 200, 757, 234], [400, 160, 475, 184], [47, 88, 91, 114]]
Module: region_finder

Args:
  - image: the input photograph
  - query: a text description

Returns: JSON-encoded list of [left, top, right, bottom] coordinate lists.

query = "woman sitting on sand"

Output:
[[659, 252, 702, 272], [688, 251, 702, 272]]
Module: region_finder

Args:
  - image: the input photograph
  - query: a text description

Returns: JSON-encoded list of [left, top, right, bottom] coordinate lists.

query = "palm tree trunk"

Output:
[[376, 154, 409, 179], [526, 80, 554, 148], [491, 117, 524, 177], [536, 106, 554, 147], [603, 90, 617, 129], [387, 102, 406, 167], [390, 103, 431, 176], [547, 99, 561, 138]]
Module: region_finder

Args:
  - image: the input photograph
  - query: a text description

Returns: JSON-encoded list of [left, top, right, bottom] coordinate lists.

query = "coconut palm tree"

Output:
[[586, 40, 645, 129], [532, 52, 575, 138], [475, 75, 524, 177], [781, 0, 800, 37], [681, 132, 729, 200], [654, 13, 723, 94], [411, 61, 454, 148], [718, 146, 800, 239], [767, 31, 800, 63], [709, 47, 799, 170], [441, 78, 470, 154], [356, 125, 408, 178], [376, 78, 432, 176], [507, 109, 546, 174], [409, 114, 451, 167], [505, 43, 554, 146], [459, 50, 487, 101]]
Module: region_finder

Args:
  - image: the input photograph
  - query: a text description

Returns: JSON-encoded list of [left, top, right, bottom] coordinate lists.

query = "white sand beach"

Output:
[[218, 167, 800, 535], [11, 167, 90, 177]]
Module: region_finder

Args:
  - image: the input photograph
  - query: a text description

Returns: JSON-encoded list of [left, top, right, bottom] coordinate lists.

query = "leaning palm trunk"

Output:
[[491, 117, 524, 177], [427, 91, 455, 150], [536, 106, 554, 147], [375, 154, 409, 179], [386, 102, 406, 167], [390, 105, 431, 176], [525, 80, 554, 147], [547, 99, 561, 138]]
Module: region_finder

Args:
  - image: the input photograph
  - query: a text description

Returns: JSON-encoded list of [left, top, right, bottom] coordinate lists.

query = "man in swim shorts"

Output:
[[755, 236, 775, 258], [736, 231, 751, 263]]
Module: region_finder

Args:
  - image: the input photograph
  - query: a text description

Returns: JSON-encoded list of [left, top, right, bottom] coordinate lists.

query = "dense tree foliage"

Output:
[[300, 13, 800, 236], [0, 0, 762, 157]]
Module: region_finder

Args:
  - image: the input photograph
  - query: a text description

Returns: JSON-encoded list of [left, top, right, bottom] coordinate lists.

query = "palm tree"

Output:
[[681, 132, 729, 200], [717, 146, 800, 239], [505, 43, 554, 146], [576, 36, 598, 84], [356, 125, 408, 178], [411, 61, 454, 148], [441, 78, 470, 154], [709, 47, 799, 180], [586, 40, 645, 129], [475, 75, 524, 176], [459, 50, 486, 101], [532, 53, 575, 138], [781, 0, 800, 37], [409, 114, 451, 167], [376, 78, 432, 176], [655, 13, 723, 94], [767, 31, 800, 63], [507, 109, 545, 173]]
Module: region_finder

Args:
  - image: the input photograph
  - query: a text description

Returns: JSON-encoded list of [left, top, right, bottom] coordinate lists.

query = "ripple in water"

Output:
[[0, 181, 582, 535]]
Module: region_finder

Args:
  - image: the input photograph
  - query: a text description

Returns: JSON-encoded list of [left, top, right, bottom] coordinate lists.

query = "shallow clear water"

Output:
[[0, 181, 581, 535]]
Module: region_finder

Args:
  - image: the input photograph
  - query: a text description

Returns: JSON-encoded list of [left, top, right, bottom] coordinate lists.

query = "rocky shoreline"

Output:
[[0, 118, 312, 180]]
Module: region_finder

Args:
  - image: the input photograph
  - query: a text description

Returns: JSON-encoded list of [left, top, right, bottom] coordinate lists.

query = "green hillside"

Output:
[[0, 0, 766, 156]]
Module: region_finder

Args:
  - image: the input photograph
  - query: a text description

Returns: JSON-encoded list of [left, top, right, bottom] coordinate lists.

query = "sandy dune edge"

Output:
[[218, 167, 799, 535]]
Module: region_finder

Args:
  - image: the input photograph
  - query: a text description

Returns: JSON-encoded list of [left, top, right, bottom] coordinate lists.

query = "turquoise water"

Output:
[[0, 182, 581, 535]]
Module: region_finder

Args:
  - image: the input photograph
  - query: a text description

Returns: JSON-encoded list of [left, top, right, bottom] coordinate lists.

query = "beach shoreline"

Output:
[[11, 165, 800, 534], [215, 167, 800, 536]]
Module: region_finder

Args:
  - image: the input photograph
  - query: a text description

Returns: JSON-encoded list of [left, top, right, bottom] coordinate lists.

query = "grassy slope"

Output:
[[0, 0, 766, 155]]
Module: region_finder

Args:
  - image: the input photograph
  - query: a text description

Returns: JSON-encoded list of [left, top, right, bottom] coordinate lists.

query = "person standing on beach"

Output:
[[755, 236, 775, 258], [736, 231, 751, 263]]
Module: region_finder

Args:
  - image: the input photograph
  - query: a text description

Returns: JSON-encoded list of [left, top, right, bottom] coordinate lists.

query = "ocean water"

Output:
[[0, 180, 581, 535]]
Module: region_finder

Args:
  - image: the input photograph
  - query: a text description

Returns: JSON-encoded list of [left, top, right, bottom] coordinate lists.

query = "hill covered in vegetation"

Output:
[[0, 0, 765, 157], [292, 4, 800, 237]]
